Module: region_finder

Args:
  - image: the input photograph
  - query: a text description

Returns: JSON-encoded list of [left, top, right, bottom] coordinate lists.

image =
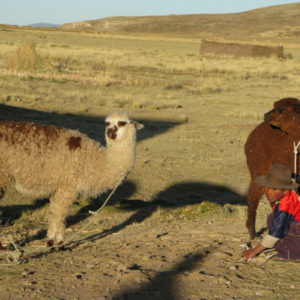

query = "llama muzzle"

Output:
[[106, 126, 118, 140]]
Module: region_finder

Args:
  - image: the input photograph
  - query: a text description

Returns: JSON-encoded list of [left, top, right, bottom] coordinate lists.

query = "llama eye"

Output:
[[105, 122, 110, 126], [118, 121, 127, 127]]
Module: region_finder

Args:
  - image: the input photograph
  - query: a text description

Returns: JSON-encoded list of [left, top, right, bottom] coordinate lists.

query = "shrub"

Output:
[[7, 39, 44, 70]]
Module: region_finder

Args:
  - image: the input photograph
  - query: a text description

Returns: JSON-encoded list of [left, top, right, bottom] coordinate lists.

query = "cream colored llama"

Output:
[[0, 112, 143, 247]]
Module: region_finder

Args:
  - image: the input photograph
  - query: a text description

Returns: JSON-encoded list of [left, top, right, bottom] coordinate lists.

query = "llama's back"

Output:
[[0, 121, 102, 197], [245, 122, 295, 179]]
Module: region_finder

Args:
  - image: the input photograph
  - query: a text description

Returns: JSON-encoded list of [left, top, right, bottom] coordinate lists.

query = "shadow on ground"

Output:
[[67, 180, 246, 248], [111, 248, 214, 300], [0, 103, 181, 143], [0, 198, 48, 225]]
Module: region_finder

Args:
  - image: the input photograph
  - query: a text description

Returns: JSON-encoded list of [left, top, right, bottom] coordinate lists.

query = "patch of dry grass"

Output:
[[6, 39, 46, 70]]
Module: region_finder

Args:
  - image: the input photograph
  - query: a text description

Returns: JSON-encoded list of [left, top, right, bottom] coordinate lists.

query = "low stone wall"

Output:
[[200, 40, 284, 58]]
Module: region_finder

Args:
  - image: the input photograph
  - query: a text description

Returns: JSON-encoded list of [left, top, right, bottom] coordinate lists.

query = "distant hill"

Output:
[[29, 23, 60, 28], [60, 3, 300, 40]]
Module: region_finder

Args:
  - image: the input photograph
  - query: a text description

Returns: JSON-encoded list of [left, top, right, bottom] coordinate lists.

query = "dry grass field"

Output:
[[1, 8, 300, 298]]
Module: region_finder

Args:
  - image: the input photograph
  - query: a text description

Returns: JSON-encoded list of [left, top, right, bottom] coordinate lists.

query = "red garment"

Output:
[[274, 190, 300, 223], [270, 190, 300, 239]]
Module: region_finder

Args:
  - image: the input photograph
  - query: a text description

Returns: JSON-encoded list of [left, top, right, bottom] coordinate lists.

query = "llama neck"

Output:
[[79, 138, 137, 197], [105, 136, 137, 177]]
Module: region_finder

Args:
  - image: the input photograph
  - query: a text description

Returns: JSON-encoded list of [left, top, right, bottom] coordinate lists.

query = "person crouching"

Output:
[[242, 163, 300, 261]]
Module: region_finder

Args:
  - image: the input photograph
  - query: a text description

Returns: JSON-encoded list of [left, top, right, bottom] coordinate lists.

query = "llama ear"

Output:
[[131, 121, 144, 130]]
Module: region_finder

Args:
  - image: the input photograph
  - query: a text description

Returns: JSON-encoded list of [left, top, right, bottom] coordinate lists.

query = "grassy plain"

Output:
[[1, 26, 300, 299]]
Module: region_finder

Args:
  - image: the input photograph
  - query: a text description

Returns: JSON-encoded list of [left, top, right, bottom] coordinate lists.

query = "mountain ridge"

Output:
[[59, 3, 300, 40], [29, 23, 60, 28]]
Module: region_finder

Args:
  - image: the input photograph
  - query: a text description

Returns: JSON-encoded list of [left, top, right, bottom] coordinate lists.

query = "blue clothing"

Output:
[[269, 190, 300, 239], [267, 190, 300, 259]]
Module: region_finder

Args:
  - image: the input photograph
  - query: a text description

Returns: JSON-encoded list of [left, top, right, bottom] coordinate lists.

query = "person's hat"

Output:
[[255, 163, 299, 189]]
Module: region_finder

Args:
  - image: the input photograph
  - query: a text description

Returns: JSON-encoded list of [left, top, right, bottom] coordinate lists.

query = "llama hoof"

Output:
[[0, 241, 6, 250], [46, 240, 66, 251], [47, 239, 54, 248]]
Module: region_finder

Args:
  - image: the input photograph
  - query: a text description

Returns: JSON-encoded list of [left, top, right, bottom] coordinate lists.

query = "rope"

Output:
[[0, 175, 125, 266], [60, 175, 125, 248], [293, 141, 300, 182], [0, 235, 23, 266]]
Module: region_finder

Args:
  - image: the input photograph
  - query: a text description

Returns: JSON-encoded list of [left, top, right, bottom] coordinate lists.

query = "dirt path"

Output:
[[0, 202, 299, 300]]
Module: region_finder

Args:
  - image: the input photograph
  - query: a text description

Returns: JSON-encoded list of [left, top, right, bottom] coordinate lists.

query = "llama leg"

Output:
[[47, 200, 58, 245], [246, 181, 264, 239], [0, 168, 12, 199], [47, 189, 77, 246], [0, 169, 12, 248]]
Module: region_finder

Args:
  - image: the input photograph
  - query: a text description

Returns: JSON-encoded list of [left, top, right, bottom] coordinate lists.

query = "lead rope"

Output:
[[293, 141, 300, 183], [0, 175, 126, 266]]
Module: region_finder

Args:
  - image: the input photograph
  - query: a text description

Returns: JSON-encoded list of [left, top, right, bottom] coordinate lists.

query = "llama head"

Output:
[[105, 112, 144, 144], [264, 98, 300, 133]]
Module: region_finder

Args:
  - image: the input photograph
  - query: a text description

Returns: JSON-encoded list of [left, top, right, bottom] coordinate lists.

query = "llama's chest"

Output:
[[79, 164, 130, 198]]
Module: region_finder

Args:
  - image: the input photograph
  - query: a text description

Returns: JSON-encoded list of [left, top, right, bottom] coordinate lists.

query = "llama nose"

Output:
[[107, 126, 118, 139]]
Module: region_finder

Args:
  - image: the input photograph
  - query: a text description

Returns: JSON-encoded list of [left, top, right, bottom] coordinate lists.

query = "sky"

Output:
[[0, 0, 299, 26]]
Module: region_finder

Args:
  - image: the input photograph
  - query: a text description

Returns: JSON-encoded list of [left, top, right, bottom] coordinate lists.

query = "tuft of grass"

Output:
[[6, 40, 45, 70], [14, 206, 48, 231], [153, 201, 222, 222], [176, 201, 221, 220]]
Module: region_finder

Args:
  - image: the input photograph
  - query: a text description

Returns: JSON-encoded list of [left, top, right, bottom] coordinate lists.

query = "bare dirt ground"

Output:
[[0, 198, 300, 300]]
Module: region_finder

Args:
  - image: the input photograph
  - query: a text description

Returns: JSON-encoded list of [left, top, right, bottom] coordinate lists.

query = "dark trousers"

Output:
[[267, 213, 300, 259]]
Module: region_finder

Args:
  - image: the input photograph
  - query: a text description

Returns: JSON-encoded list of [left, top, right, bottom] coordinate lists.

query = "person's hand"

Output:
[[242, 249, 256, 261], [242, 243, 266, 262]]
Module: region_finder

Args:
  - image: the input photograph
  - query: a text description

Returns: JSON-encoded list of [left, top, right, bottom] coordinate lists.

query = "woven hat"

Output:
[[255, 163, 299, 189]]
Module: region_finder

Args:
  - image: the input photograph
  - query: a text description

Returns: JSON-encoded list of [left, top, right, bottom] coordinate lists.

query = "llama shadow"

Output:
[[66, 181, 137, 227], [0, 198, 48, 225], [111, 249, 213, 300], [68, 181, 246, 248], [0, 104, 182, 144]]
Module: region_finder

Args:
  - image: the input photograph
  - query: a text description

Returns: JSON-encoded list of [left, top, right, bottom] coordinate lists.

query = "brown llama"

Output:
[[245, 97, 300, 239]]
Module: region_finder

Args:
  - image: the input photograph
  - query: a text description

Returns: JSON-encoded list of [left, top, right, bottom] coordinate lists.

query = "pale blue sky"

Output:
[[0, 0, 299, 26]]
